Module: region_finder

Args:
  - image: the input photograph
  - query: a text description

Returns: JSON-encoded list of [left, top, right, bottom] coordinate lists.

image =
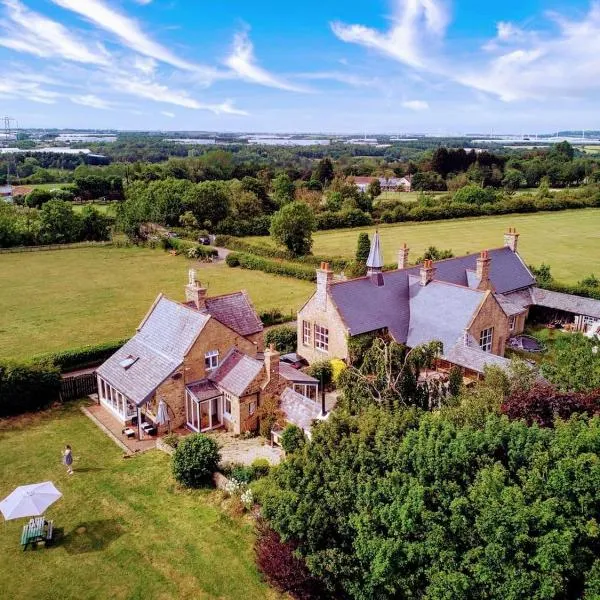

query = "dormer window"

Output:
[[205, 350, 219, 372], [119, 355, 139, 369]]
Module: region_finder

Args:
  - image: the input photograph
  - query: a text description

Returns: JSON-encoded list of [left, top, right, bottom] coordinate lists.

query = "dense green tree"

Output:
[[452, 184, 497, 205], [184, 180, 230, 228], [355, 232, 371, 263], [270, 201, 316, 256], [313, 158, 334, 186], [38, 200, 80, 244], [411, 171, 446, 191], [271, 173, 296, 205], [79, 205, 112, 241], [24, 188, 53, 208], [542, 333, 600, 392], [366, 178, 381, 198], [262, 408, 600, 599]]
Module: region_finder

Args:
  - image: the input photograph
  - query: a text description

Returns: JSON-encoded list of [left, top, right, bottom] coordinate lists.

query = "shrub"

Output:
[[225, 252, 316, 282], [162, 433, 180, 448], [330, 358, 347, 384], [230, 464, 255, 484], [259, 308, 291, 327], [33, 338, 128, 372], [254, 520, 323, 600], [280, 424, 306, 454], [251, 458, 271, 479], [0, 359, 61, 417], [225, 252, 240, 267], [265, 326, 297, 354], [172, 433, 221, 487], [306, 360, 333, 388]]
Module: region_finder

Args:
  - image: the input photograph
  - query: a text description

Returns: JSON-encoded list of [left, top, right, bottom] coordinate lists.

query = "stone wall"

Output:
[[154, 366, 187, 429], [468, 292, 511, 356]]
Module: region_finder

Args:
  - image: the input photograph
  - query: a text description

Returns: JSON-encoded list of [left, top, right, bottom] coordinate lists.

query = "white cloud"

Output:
[[225, 30, 308, 92], [161, 111, 175, 118], [71, 94, 112, 109], [332, 0, 600, 103], [297, 71, 377, 87], [133, 55, 157, 75], [0, 0, 109, 65], [402, 99, 429, 111]]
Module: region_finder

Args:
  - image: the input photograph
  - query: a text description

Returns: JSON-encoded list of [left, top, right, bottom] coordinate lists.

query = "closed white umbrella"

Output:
[[156, 399, 170, 431], [0, 482, 62, 521]]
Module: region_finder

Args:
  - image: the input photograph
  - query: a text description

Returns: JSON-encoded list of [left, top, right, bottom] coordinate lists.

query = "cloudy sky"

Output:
[[1, 0, 599, 133]]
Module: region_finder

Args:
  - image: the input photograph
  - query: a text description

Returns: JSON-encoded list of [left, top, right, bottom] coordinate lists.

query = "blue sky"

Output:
[[0, 0, 598, 133]]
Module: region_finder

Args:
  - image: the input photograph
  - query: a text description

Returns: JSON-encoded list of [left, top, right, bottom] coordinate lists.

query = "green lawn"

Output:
[[249, 208, 600, 284], [71, 203, 117, 215], [0, 404, 278, 600], [0, 247, 313, 360]]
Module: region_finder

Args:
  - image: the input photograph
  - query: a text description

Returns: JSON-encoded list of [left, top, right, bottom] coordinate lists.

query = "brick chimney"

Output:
[[264, 344, 280, 386], [316, 262, 333, 307], [420, 259, 436, 286], [504, 227, 519, 252], [476, 250, 494, 291], [397, 243, 410, 270], [185, 268, 207, 310]]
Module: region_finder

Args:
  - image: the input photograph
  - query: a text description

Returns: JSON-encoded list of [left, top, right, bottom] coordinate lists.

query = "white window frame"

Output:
[[97, 376, 136, 421], [509, 316, 516, 331], [204, 349, 219, 372], [303, 320, 311, 346], [223, 391, 234, 418], [479, 327, 494, 353], [293, 383, 318, 401], [314, 324, 329, 353], [248, 400, 257, 416]]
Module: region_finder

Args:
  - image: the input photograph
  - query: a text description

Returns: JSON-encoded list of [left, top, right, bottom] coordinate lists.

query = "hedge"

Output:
[[226, 252, 316, 282], [215, 235, 348, 271], [33, 338, 129, 372], [264, 326, 297, 354], [0, 360, 61, 417], [259, 308, 295, 327], [538, 281, 600, 301]]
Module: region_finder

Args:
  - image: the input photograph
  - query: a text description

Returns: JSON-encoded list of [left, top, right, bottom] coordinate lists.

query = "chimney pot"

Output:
[[420, 259, 436, 286], [398, 243, 410, 270], [504, 227, 519, 252]]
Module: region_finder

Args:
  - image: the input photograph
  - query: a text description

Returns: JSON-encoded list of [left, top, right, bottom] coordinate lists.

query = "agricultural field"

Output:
[[377, 191, 440, 202], [0, 247, 312, 360], [0, 404, 277, 600], [250, 208, 600, 284]]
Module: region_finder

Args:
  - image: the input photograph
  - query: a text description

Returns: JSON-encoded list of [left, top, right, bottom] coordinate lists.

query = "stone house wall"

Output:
[[468, 292, 511, 356]]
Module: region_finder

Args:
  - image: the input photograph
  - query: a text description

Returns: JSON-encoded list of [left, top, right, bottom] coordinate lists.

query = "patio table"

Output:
[[20, 517, 47, 550]]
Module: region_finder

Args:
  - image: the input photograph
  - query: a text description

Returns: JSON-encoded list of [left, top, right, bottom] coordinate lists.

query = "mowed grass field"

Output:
[[0, 247, 313, 360], [251, 208, 600, 283], [0, 404, 278, 600]]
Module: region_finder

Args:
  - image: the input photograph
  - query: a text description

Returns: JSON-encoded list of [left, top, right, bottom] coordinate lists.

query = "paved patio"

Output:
[[207, 430, 283, 466]]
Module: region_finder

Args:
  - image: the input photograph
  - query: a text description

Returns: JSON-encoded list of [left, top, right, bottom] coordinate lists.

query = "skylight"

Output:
[[119, 355, 139, 369]]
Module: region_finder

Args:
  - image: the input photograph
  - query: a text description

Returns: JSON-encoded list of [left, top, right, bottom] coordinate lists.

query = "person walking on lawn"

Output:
[[62, 445, 73, 475]]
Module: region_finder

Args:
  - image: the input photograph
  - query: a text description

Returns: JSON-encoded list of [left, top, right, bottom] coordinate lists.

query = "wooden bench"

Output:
[[20, 517, 52, 550]]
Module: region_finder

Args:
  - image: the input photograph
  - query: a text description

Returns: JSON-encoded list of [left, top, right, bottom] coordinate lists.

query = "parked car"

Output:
[[198, 235, 211, 245]]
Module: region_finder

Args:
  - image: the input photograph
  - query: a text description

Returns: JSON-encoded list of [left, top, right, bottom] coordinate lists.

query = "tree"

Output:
[[262, 409, 600, 599], [270, 202, 316, 256], [79, 206, 111, 241], [172, 433, 220, 487], [179, 210, 198, 231], [366, 179, 381, 198], [264, 326, 297, 354], [313, 158, 334, 186], [542, 333, 600, 392], [355, 232, 370, 263], [502, 169, 525, 191], [411, 171, 446, 191], [280, 424, 306, 454], [25, 188, 52, 208], [452, 184, 497, 205], [272, 173, 296, 205], [184, 180, 230, 228], [38, 200, 80, 244]]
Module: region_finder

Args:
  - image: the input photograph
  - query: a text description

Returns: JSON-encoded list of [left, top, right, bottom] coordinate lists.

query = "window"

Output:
[[204, 350, 219, 372], [509, 316, 516, 331], [248, 400, 257, 416], [293, 383, 318, 401], [303, 320, 311, 346], [479, 327, 494, 353], [223, 391, 234, 417], [314, 324, 329, 352]]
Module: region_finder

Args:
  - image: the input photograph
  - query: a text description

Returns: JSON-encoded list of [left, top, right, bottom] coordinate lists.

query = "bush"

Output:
[[230, 464, 255, 484], [172, 433, 221, 487], [186, 244, 218, 260], [225, 252, 316, 282], [306, 360, 333, 388], [258, 308, 290, 327], [330, 358, 347, 384], [251, 458, 271, 478], [33, 338, 128, 372], [162, 433, 180, 448], [265, 326, 297, 354], [254, 520, 323, 600], [280, 424, 306, 454], [0, 360, 61, 417], [225, 252, 240, 267]]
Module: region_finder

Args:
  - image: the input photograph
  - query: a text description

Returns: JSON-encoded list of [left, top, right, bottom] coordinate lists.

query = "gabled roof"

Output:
[[532, 287, 600, 319], [209, 348, 264, 397], [279, 363, 319, 384], [97, 296, 210, 405], [186, 379, 221, 402], [204, 291, 263, 337], [406, 276, 486, 351], [445, 342, 512, 374]]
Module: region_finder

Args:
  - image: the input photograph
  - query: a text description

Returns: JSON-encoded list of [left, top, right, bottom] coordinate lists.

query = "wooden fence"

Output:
[[60, 373, 97, 402]]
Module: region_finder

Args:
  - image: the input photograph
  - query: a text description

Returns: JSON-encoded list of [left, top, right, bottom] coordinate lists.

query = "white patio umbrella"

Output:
[[0, 482, 62, 521], [156, 399, 170, 432]]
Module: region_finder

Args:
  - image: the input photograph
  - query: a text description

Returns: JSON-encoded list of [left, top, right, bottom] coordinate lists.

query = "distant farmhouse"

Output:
[[97, 271, 321, 440], [297, 229, 600, 377], [352, 175, 412, 193]]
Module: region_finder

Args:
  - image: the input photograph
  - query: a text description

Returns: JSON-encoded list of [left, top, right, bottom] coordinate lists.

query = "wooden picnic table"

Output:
[[20, 517, 53, 550]]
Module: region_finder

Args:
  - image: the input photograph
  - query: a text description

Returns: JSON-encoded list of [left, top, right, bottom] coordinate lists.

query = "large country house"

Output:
[[97, 271, 320, 439], [297, 229, 600, 376]]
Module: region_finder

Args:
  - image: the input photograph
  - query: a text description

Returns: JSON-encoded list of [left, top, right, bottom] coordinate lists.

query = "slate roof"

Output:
[[280, 387, 323, 433], [186, 379, 221, 402], [445, 343, 513, 374], [279, 363, 319, 384], [531, 287, 600, 319], [495, 293, 527, 317], [204, 291, 263, 337], [209, 348, 264, 397], [406, 276, 485, 351], [97, 296, 210, 405]]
